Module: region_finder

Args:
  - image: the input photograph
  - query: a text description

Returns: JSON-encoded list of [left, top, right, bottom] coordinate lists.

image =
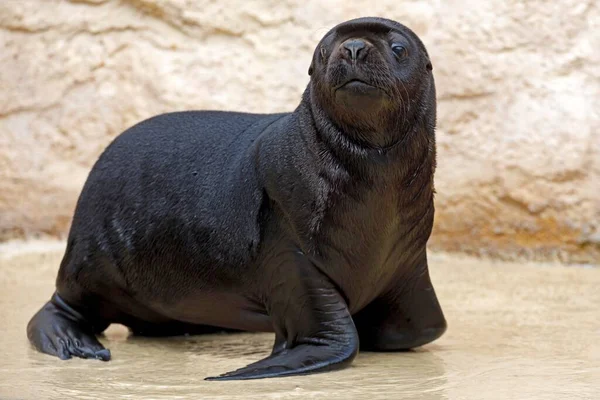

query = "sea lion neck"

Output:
[[296, 88, 423, 166]]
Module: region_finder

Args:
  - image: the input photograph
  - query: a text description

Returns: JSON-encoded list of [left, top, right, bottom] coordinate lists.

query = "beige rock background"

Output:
[[1, 0, 598, 264]]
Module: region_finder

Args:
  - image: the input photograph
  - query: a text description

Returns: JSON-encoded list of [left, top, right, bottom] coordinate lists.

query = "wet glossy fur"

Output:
[[27, 17, 447, 380]]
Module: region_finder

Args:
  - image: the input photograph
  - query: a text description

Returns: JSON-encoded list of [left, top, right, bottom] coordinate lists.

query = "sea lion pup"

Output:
[[27, 17, 446, 380]]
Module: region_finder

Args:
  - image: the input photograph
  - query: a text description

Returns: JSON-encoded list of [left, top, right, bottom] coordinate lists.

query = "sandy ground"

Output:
[[0, 241, 598, 400]]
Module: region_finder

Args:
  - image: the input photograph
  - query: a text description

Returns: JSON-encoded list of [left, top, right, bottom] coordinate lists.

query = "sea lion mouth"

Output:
[[336, 79, 376, 90], [334, 78, 390, 100]]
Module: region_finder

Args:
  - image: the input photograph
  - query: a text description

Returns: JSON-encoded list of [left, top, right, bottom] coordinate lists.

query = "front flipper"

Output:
[[354, 255, 447, 351], [206, 251, 358, 380]]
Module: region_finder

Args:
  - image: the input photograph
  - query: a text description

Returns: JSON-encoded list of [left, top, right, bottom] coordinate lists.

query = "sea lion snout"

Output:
[[332, 37, 385, 95], [329, 38, 388, 104], [340, 38, 370, 62]]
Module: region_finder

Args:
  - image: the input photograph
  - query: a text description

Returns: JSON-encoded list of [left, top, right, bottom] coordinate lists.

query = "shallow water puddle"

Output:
[[0, 243, 598, 399]]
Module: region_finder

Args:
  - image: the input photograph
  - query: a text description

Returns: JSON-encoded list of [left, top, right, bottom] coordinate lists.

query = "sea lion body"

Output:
[[27, 17, 447, 380]]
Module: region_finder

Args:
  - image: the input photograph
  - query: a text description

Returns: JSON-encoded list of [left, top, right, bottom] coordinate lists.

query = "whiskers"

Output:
[[397, 79, 411, 126]]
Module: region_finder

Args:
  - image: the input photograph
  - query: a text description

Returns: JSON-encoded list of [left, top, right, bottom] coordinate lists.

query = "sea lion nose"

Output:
[[342, 39, 368, 62]]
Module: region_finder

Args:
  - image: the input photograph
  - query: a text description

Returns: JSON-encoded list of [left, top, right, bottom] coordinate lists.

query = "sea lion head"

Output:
[[308, 17, 435, 147]]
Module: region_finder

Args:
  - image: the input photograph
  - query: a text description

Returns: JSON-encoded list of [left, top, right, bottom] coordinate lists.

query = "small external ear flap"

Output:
[[426, 61, 433, 71], [308, 62, 314, 76]]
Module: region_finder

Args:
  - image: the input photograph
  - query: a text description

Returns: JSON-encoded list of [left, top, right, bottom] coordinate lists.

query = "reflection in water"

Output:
[[0, 244, 598, 399]]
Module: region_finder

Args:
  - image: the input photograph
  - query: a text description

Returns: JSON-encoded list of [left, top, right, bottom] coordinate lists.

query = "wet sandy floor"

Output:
[[0, 241, 598, 399]]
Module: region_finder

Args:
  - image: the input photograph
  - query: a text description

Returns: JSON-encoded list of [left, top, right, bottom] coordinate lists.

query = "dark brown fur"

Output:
[[27, 17, 446, 380]]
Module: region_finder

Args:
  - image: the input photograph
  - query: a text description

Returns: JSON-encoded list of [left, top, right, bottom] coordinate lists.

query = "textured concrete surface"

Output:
[[0, 241, 598, 399], [1, 0, 599, 263]]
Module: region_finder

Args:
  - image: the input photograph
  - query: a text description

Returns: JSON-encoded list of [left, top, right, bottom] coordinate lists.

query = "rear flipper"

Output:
[[27, 293, 110, 361], [206, 250, 359, 380]]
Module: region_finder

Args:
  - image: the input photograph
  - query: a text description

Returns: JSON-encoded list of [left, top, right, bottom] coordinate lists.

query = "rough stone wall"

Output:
[[1, 0, 598, 264]]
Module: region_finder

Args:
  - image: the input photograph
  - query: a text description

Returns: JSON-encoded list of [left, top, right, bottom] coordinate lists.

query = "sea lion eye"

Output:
[[392, 44, 408, 59]]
